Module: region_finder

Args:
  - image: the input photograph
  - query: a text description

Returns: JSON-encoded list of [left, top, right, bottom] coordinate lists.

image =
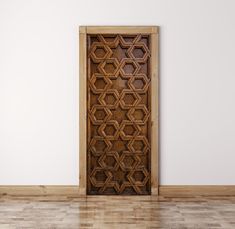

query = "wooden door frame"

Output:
[[79, 26, 159, 195]]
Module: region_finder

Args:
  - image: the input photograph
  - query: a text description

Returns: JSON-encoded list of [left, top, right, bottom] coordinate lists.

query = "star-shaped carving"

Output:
[[111, 44, 129, 62], [110, 138, 128, 153], [111, 105, 129, 123], [111, 75, 130, 93]]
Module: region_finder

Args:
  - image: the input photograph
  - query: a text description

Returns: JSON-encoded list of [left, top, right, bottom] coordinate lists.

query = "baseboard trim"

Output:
[[1, 185, 235, 197], [0, 186, 80, 196], [159, 185, 235, 197]]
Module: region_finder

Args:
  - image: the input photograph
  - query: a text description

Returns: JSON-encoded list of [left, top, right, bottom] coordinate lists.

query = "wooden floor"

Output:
[[0, 196, 234, 229]]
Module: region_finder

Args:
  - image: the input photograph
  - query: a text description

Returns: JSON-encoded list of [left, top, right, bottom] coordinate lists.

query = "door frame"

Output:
[[79, 26, 159, 195]]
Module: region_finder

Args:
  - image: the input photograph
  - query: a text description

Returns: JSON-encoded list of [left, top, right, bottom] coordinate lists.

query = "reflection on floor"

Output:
[[0, 195, 234, 228]]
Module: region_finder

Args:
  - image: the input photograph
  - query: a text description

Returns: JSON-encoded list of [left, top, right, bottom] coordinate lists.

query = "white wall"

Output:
[[0, 0, 235, 185]]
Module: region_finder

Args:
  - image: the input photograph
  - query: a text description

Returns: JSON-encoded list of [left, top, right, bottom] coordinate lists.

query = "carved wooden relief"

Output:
[[87, 34, 151, 195]]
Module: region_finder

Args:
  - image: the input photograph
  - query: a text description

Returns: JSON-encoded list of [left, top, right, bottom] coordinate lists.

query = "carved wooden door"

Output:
[[87, 34, 151, 195]]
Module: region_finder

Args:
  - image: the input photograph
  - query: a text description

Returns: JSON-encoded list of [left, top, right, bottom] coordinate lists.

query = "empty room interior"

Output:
[[0, 0, 235, 228]]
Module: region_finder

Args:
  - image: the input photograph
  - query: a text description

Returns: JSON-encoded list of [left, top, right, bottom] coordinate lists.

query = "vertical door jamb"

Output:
[[79, 26, 87, 195]]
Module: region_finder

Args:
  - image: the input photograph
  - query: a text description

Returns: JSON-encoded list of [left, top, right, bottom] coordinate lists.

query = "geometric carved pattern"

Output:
[[87, 34, 151, 195]]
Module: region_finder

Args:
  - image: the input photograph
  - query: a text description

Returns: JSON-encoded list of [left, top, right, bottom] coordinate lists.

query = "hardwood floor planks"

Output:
[[0, 196, 234, 228]]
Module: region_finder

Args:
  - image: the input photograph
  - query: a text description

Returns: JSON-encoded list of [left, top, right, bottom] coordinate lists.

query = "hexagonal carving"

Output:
[[89, 74, 111, 93], [105, 62, 116, 73], [90, 43, 112, 62], [90, 106, 112, 124], [98, 121, 119, 139], [90, 137, 111, 155], [128, 105, 150, 124], [95, 109, 106, 120], [99, 90, 119, 108], [129, 168, 149, 186], [120, 152, 139, 170], [93, 139, 107, 152], [120, 90, 141, 108], [90, 168, 111, 187], [120, 60, 140, 77], [129, 74, 150, 93], [123, 125, 135, 135], [99, 59, 119, 78], [95, 78, 106, 89], [104, 155, 117, 167], [128, 43, 150, 62], [129, 136, 149, 154], [120, 121, 140, 140], [133, 47, 144, 58], [99, 151, 119, 170], [104, 124, 116, 136]]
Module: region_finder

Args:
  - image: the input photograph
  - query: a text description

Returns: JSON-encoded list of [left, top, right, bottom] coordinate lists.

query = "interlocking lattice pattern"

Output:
[[87, 34, 151, 195]]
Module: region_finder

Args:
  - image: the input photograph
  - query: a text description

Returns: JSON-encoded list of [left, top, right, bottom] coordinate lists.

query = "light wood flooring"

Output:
[[0, 195, 234, 229]]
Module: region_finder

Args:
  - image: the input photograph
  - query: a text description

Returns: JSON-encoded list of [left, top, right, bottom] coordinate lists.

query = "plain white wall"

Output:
[[0, 0, 235, 185]]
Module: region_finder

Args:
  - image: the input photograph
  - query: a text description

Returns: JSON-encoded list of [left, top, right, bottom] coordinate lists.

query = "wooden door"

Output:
[[84, 28, 157, 195]]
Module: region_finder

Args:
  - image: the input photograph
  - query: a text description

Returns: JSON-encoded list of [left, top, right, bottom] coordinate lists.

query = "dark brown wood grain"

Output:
[[87, 34, 151, 195]]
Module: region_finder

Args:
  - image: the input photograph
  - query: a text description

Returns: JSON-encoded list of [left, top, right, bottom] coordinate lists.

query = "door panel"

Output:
[[87, 34, 151, 195]]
